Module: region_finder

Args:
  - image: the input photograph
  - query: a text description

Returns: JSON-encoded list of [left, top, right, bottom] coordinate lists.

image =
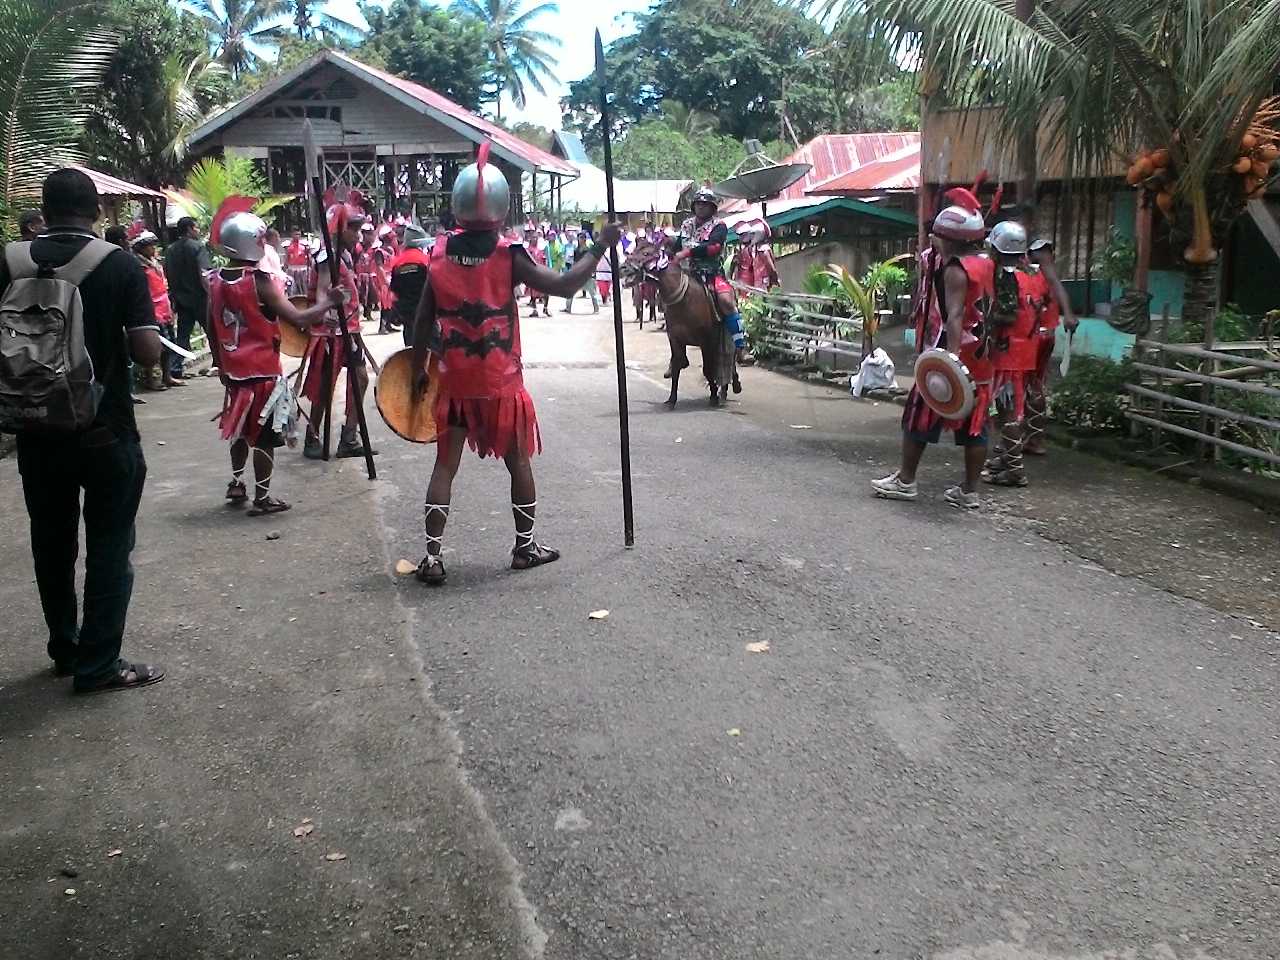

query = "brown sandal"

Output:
[[74, 661, 165, 694], [226, 480, 249, 503], [247, 496, 291, 516]]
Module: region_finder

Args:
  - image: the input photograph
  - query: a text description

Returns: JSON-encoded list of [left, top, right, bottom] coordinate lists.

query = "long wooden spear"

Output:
[[303, 118, 377, 480], [594, 29, 635, 548]]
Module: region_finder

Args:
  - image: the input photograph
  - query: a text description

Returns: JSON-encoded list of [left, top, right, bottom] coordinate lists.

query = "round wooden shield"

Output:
[[280, 298, 313, 358], [914, 348, 976, 420], [375, 348, 440, 444]]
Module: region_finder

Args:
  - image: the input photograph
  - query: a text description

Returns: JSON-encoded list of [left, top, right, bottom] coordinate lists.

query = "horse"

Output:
[[622, 237, 738, 407]]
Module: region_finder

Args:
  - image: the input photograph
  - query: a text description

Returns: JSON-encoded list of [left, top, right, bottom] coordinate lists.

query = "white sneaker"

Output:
[[944, 485, 980, 510], [871, 472, 918, 501]]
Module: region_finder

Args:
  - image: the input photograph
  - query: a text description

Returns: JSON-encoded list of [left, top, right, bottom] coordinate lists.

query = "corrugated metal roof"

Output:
[[186, 51, 577, 178], [719, 133, 919, 213], [328, 52, 577, 176], [69, 165, 165, 200], [806, 143, 920, 196], [553, 130, 591, 165]]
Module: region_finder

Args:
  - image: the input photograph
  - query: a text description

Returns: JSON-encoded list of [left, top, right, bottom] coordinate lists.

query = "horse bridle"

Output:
[[636, 255, 692, 307]]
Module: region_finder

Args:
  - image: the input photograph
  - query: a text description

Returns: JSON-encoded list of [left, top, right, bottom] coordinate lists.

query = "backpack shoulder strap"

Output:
[[56, 238, 120, 286], [4, 241, 37, 281]]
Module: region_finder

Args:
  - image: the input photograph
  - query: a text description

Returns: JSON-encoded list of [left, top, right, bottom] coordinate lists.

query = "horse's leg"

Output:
[[666, 339, 683, 407]]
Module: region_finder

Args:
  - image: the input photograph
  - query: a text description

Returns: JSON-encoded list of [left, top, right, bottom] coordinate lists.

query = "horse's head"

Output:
[[620, 236, 670, 287]]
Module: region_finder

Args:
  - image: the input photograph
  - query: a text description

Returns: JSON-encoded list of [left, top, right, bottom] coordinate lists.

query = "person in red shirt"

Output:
[[131, 228, 181, 389], [408, 143, 621, 585], [1024, 234, 1077, 455], [208, 206, 339, 514], [388, 224, 433, 346]]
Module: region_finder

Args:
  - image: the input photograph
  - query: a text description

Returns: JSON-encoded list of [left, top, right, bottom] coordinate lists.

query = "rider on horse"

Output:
[[673, 187, 746, 353]]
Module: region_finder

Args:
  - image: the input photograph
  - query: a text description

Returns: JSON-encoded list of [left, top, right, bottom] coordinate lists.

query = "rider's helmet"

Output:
[[988, 220, 1029, 256], [692, 186, 719, 211], [452, 142, 510, 230]]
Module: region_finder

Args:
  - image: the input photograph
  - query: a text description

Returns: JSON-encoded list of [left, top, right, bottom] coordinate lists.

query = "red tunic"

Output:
[[732, 244, 756, 287], [902, 251, 995, 439], [209, 268, 286, 444], [142, 259, 172, 326], [753, 245, 779, 290], [210, 269, 281, 380], [299, 252, 363, 408], [429, 232, 539, 459], [991, 268, 1041, 421]]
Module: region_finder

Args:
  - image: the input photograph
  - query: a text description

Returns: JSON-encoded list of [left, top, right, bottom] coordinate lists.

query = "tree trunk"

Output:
[[1181, 258, 1220, 340]]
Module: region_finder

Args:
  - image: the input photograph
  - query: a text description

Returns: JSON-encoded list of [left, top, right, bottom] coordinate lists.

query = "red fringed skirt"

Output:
[[220, 377, 296, 445], [435, 387, 541, 459], [902, 382, 990, 440], [992, 371, 1028, 421]]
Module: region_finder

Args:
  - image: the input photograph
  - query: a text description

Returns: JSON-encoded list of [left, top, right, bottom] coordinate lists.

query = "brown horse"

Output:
[[623, 237, 737, 407]]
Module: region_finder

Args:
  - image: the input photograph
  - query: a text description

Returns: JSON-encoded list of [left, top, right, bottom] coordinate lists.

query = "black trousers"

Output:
[[173, 305, 206, 377], [17, 430, 147, 687]]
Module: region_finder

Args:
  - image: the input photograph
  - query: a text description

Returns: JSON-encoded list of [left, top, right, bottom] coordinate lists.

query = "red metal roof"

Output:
[[328, 52, 577, 177], [719, 133, 919, 212], [806, 143, 920, 196], [68, 165, 165, 200]]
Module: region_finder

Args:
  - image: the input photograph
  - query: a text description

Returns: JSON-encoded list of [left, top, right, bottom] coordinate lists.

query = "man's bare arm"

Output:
[[128, 328, 162, 367], [513, 223, 622, 297], [1031, 249, 1078, 331], [943, 263, 969, 349], [256, 273, 339, 330]]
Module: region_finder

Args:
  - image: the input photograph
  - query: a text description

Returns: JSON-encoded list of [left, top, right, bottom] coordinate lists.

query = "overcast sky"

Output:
[[324, 0, 653, 130]]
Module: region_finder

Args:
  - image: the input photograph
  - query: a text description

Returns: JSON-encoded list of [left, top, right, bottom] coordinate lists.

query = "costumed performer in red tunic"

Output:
[[284, 228, 313, 297], [408, 142, 622, 585], [207, 202, 341, 515], [982, 220, 1040, 488], [388, 223, 433, 347], [1024, 233, 1077, 455], [871, 185, 994, 510], [299, 194, 375, 461]]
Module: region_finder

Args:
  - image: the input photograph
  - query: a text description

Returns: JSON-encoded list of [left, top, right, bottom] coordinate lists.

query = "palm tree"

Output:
[[452, 0, 561, 119], [0, 0, 118, 226], [87, 54, 228, 188], [660, 100, 720, 138], [288, 0, 366, 43], [185, 0, 287, 77], [838, 0, 1280, 331]]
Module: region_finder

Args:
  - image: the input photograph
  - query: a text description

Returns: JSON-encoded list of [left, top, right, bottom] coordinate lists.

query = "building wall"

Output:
[[203, 63, 474, 155]]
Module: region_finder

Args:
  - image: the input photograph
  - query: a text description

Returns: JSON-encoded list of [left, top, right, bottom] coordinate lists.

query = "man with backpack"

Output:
[[0, 168, 165, 693]]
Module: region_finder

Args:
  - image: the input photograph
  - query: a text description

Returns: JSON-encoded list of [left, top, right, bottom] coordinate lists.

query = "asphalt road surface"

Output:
[[2, 309, 1277, 959]]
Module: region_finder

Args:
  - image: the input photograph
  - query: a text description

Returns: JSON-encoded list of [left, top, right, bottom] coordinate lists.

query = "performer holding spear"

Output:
[[298, 119, 378, 478], [408, 142, 622, 585]]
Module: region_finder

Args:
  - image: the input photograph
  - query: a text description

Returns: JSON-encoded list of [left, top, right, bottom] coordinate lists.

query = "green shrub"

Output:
[[1050, 355, 1134, 432]]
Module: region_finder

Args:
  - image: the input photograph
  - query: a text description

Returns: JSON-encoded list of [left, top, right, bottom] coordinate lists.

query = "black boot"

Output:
[[303, 433, 324, 460], [336, 425, 377, 458]]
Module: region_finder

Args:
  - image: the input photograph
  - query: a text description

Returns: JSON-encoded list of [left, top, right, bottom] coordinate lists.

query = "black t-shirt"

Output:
[[0, 228, 158, 438], [164, 235, 211, 315]]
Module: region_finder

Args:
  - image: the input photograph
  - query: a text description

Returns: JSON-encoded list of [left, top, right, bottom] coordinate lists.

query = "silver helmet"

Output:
[[932, 204, 986, 242], [451, 142, 509, 230], [218, 211, 267, 261], [988, 220, 1029, 256], [402, 223, 431, 250]]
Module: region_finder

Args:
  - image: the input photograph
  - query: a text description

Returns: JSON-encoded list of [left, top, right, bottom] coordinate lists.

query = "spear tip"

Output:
[[594, 28, 604, 72]]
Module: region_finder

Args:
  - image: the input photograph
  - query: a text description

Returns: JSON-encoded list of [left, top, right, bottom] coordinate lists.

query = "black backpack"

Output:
[[0, 238, 116, 433]]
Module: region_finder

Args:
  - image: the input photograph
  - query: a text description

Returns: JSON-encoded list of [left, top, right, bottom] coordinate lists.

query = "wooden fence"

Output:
[[1125, 316, 1280, 467], [733, 282, 867, 372]]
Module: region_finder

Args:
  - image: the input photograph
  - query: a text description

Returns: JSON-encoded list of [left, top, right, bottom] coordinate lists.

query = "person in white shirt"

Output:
[[258, 227, 288, 291]]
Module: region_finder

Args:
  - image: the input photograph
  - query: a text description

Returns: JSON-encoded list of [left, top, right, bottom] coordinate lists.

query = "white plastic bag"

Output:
[[850, 347, 896, 397]]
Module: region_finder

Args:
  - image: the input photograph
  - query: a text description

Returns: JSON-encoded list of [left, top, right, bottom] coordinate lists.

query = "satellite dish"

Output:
[[714, 143, 812, 203]]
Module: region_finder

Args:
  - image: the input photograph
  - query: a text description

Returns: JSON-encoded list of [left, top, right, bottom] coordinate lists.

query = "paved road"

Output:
[[2, 310, 1277, 959]]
